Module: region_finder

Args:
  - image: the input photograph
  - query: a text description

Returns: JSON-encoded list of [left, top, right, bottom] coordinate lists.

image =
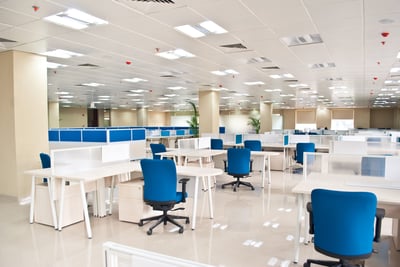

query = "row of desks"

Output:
[[25, 161, 223, 239]]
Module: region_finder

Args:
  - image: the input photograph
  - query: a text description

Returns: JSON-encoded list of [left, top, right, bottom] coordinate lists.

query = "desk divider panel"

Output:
[[103, 241, 214, 267], [303, 152, 400, 180]]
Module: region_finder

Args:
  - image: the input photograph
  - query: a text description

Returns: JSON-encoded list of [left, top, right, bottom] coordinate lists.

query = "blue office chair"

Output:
[[210, 138, 223, 149], [39, 152, 51, 183], [221, 148, 254, 191], [138, 159, 190, 235], [294, 142, 315, 165], [361, 156, 385, 177], [304, 189, 385, 267], [244, 140, 262, 172], [149, 143, 167, 160]]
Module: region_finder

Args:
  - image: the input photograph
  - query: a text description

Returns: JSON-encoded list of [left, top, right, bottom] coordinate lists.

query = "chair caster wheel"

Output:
[[138, 221, 143, 226], [179, 228, 184, 234], [221, 185, 225, 189], [147, 229, 152, 235], [185, 218, 190, 224]]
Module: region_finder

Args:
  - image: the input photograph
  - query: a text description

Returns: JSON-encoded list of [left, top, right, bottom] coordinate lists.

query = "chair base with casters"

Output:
[[138, 206, 190, 235], [303, 258, 366, 267], [138, 177, 190, 235], [221, 175, 254, 192]]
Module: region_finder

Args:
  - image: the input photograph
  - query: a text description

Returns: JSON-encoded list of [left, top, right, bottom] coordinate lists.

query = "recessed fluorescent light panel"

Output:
[[44, 8, 108, 30], [167, 86, 186, 90], [47, 62, 67, 69], [156, 49, 195, 60], [281, 34, 323, 47], [122, 78, 148, 83], [41, 49, 83, 58], [175, 20, 227, 38], [82, 82, 104, 87], [244, 81, 265, 86], [211, 69, 239, 76]]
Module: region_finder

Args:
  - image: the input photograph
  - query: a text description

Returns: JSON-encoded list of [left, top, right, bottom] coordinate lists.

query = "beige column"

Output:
[[48, 101, 59, 128], [137, 107, 148, 126], [260, 102, 272, 133], [199, 90, 220, 135], [0, 51, 49, 199]]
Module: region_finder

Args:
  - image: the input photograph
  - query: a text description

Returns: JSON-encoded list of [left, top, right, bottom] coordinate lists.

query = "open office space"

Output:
[[2, 1, 400, 267]]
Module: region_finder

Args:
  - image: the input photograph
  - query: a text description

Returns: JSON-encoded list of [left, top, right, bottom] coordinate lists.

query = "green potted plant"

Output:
[[248, 116, 260, 134], [187, 101, 199, 137]]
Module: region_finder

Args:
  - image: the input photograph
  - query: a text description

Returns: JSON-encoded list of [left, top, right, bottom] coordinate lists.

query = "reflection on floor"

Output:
[[1, 170, 399, 267]]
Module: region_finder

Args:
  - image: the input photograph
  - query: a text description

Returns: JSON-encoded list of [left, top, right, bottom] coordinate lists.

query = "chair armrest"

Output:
[[306, 202, 314, 235], [179, 178, 190, 202], [374, 208, 385, 242]]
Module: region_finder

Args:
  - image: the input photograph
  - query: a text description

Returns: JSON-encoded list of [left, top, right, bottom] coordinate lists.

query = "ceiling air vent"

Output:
[[78, 63, 100, 68], [0, 37, 16, 43], [284, 79, 299, 83], [220, 43, 247, 49], [131, 0, 175, 3], [262, 66, 280, 70]]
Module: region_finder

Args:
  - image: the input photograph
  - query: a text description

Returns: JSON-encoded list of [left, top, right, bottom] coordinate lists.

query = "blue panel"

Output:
[[82, 130, 107, 142], [283, 135, 289, 145], [235, 134, 243, 144], [219, 127, 225, 134], [110, 129, 131, 142], [48, 130, 60, 141], [132, 129, 146, 140], [60, 130, 82, 142], [161, 130, 170, 136], [176, 130, 185, 136]]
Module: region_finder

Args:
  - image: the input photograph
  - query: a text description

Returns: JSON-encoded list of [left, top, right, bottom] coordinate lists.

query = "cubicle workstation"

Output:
[[146, 126, 193, 148], [292, 152, 400, 263], [49, 127, 147, 160]]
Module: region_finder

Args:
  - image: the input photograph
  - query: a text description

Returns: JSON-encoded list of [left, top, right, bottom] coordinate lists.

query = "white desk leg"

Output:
[[191, 176, 199, 230], [80, 180, 92, 239], [294, 193, 304, 264], [206, 175, 213, 218], [58, 178, 66, 231], [29, 176, 36, 224], [47, 178, 58, 229], [108, 175, 115, 215], [267, 155, 272, 185], [261, 156, 266, 188]]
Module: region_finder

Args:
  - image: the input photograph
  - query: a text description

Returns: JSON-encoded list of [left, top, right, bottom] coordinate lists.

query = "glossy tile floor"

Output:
[[1, 170, 399, 267]]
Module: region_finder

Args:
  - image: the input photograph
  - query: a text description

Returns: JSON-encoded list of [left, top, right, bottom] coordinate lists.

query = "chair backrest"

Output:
[[295, 142, 315, 164], [227, 148, 251, 176], [311, 189, 377, 258], [244, 140, 262, 151], [361, 156, 385, 177], [39, 153, 51, 168], [140, 159, 177, 203], [210, 138, 223, 149], [150, 143, 167, 160]]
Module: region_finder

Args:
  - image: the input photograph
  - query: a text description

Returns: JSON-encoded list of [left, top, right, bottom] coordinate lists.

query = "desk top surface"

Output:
[[157, 149, 280, 157], [25, 160, 223, 181], [292, 173, 400, 205]]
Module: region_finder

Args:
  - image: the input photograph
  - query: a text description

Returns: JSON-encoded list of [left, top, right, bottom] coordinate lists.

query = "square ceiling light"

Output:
[[44, 8, 108, 30], [175, 20, 227, 38]]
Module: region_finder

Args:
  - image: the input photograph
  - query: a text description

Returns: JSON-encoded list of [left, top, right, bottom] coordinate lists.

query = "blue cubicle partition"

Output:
[[59, 129, 82, 142], [49, 127, 147, 143], [235, 134, 243, 144], [132, 128, 146, 140], [82, 129, 107, 142], [48, 129, 60, 141], [161, 130, 170, 137], [109, 129, 131, 142], [176, 129, 185, 136]]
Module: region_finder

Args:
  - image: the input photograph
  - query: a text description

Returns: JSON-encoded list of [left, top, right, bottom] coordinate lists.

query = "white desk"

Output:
[[291, 173, 400, 263], [25, 161, 223, 238], [158, 149, 278, 186]]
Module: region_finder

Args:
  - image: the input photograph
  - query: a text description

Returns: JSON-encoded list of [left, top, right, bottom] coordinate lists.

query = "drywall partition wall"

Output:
[[370, 108, 394, 129]]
